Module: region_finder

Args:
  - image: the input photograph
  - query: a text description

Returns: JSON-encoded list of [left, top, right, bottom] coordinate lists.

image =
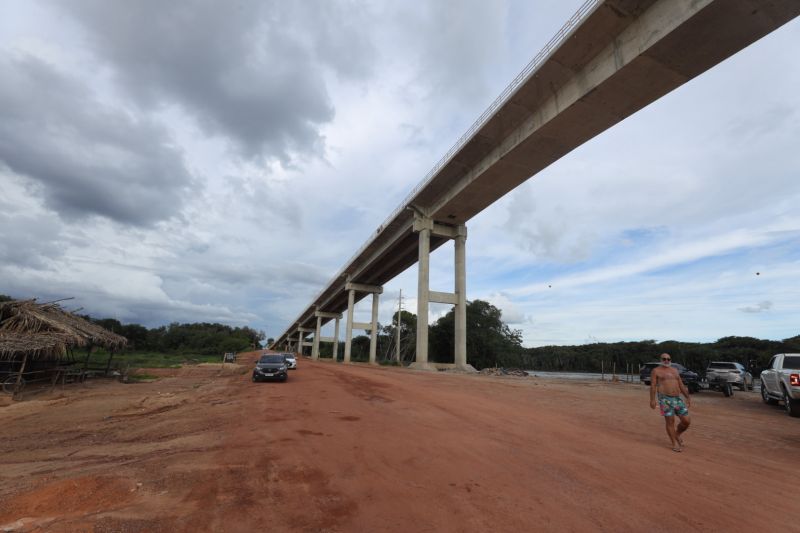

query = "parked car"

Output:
[[705, 362, 753, 391], [760, 353, 800, 417], [282, 353, 297, 370], [252, 354, 288, 382], [640, 362, 700, 393]]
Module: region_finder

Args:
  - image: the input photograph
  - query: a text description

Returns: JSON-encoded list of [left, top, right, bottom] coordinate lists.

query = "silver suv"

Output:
[[705, 362, 753, 391], [282, 353, 297, 370]]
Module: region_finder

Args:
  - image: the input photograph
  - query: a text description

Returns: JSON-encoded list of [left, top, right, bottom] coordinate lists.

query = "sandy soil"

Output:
[[1, 352, 798, 532]]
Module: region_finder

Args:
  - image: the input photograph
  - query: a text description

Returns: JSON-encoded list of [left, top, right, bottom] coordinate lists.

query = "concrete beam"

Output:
[[352, 322, 372, 331], [429, 291, 457, 305], [315, 311, 342, 319], [412, 217, 467, 240], [345, 282, 383, 294], [297, 327, 314, 333]]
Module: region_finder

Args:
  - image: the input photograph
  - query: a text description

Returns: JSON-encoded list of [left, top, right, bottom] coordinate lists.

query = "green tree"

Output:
[[429, 299, 523, 369]]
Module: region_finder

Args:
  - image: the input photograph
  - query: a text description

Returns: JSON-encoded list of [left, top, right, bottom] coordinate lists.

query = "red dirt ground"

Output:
[[1, 352, 798, 532]]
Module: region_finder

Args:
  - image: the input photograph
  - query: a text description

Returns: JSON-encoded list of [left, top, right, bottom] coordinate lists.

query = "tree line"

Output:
[[4, 294, 795, 371], [313, 299, 798, 374], [89, 318, 266, 356]]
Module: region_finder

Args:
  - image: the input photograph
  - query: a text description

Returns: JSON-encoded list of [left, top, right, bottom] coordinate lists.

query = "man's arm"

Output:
[[650, 369, 658, 409], [677, 372, 692, 407]]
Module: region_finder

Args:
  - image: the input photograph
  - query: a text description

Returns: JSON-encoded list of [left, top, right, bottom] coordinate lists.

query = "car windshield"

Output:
[[643, 363, 660, 369], [708, 362, 736, 369], [782, 355, 800, 369], [283, 354, 295, 359], [259, 355, 285, 364]]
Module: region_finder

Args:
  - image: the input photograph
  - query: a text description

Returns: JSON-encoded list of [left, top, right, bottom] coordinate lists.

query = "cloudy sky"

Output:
[[1, 0, 799, 348]]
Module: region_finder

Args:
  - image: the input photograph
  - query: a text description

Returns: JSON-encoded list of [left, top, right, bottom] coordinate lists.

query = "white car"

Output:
[[282, 353, 297, 370], [705, 362, 753, 391]]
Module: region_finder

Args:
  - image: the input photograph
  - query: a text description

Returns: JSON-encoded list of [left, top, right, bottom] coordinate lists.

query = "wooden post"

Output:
[[12, 352, 29, 400], [105, 350, 115, 376], [83, 344, 92, 371], [601, 360, 604, 381]]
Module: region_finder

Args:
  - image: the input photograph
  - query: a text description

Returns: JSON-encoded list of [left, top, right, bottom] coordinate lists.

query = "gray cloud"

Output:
[[0, 54, 193, 226], [738, 301, 773, 314], [53, 0, 376, 162], [0, 207, 66, 269]]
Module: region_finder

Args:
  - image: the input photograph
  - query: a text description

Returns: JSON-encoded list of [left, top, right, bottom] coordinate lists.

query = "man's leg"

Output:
[[676, 414, 691, 446], [663, 415, 679, 450]]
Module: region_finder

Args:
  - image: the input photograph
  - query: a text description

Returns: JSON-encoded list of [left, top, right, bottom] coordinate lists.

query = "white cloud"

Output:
[[1, 1, 798, 350]]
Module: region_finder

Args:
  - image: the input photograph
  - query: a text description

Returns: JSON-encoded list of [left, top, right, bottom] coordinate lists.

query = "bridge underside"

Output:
[[273, 0, 800, 359]]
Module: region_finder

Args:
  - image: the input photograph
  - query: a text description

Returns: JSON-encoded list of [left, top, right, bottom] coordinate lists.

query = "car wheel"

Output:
[[783, 389, 800, 418], [761, 382, 778, 405]]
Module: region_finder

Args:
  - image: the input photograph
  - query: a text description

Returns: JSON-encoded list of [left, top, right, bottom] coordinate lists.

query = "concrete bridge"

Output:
[[271, 0, 800, 368]]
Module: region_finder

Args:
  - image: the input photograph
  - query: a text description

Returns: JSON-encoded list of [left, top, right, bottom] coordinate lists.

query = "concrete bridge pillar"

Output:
[[343, 280, 383, 364], [332, 317, 340, 361], [413, 220, 431, 370], [312, 315, 322, 360], [411, 215, 475, 372], [296, 330, 304, 356], [369, 291, 380, 364], [454, 226, 468, 369], [344, 288, 355, 363], [312, 310, 343, 361]]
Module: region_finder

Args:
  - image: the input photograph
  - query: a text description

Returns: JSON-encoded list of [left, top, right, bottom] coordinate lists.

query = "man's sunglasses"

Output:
[[661, 357, 671, 361]]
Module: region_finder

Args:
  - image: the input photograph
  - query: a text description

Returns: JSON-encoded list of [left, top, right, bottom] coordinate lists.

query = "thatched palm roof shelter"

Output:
[[0, 299, 127, 361]]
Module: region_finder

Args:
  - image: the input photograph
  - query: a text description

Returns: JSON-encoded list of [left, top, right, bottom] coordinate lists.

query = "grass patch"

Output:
[[128, 373, 159, 381], [86, 350, 223, 370]]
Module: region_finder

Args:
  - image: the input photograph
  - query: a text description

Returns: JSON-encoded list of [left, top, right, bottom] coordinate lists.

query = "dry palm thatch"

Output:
[[0, 330, 67, 360], [0, 299, 127, 361]]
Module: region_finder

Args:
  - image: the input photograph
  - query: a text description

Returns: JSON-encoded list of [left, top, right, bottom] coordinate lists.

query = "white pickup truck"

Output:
[[760, 353, 800, 417]]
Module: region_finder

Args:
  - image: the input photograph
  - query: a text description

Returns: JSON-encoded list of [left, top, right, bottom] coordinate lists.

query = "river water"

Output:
[[525, 370, 641, 382]]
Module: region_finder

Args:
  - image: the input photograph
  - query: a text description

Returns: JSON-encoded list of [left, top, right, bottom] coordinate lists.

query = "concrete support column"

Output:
[[296, 331, 303, 356], [415, 225, 430, 366], [454, 226, 468, 369], [312, 315, 321, 360], [369, 292, 379, 364], [344, 288, 355, 363], [332, 317, 340, 361]]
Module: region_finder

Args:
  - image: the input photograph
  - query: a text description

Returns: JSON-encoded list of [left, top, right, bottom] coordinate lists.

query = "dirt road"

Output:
[[1, 352, 798, 532]]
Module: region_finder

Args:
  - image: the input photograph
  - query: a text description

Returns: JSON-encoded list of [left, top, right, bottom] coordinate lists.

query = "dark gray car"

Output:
[[252, 354, 288, 382], [640, 362, 700, 392]]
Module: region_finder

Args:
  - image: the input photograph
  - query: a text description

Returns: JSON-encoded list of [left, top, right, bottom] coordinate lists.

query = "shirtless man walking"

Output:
[[650, 353, 691, 452]]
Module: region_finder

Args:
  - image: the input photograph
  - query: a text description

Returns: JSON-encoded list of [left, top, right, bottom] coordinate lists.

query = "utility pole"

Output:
[[395, 289, 402, 363]]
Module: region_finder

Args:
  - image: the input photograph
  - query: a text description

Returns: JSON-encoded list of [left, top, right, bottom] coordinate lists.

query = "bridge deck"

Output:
[[275, 0, 800, 347]]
